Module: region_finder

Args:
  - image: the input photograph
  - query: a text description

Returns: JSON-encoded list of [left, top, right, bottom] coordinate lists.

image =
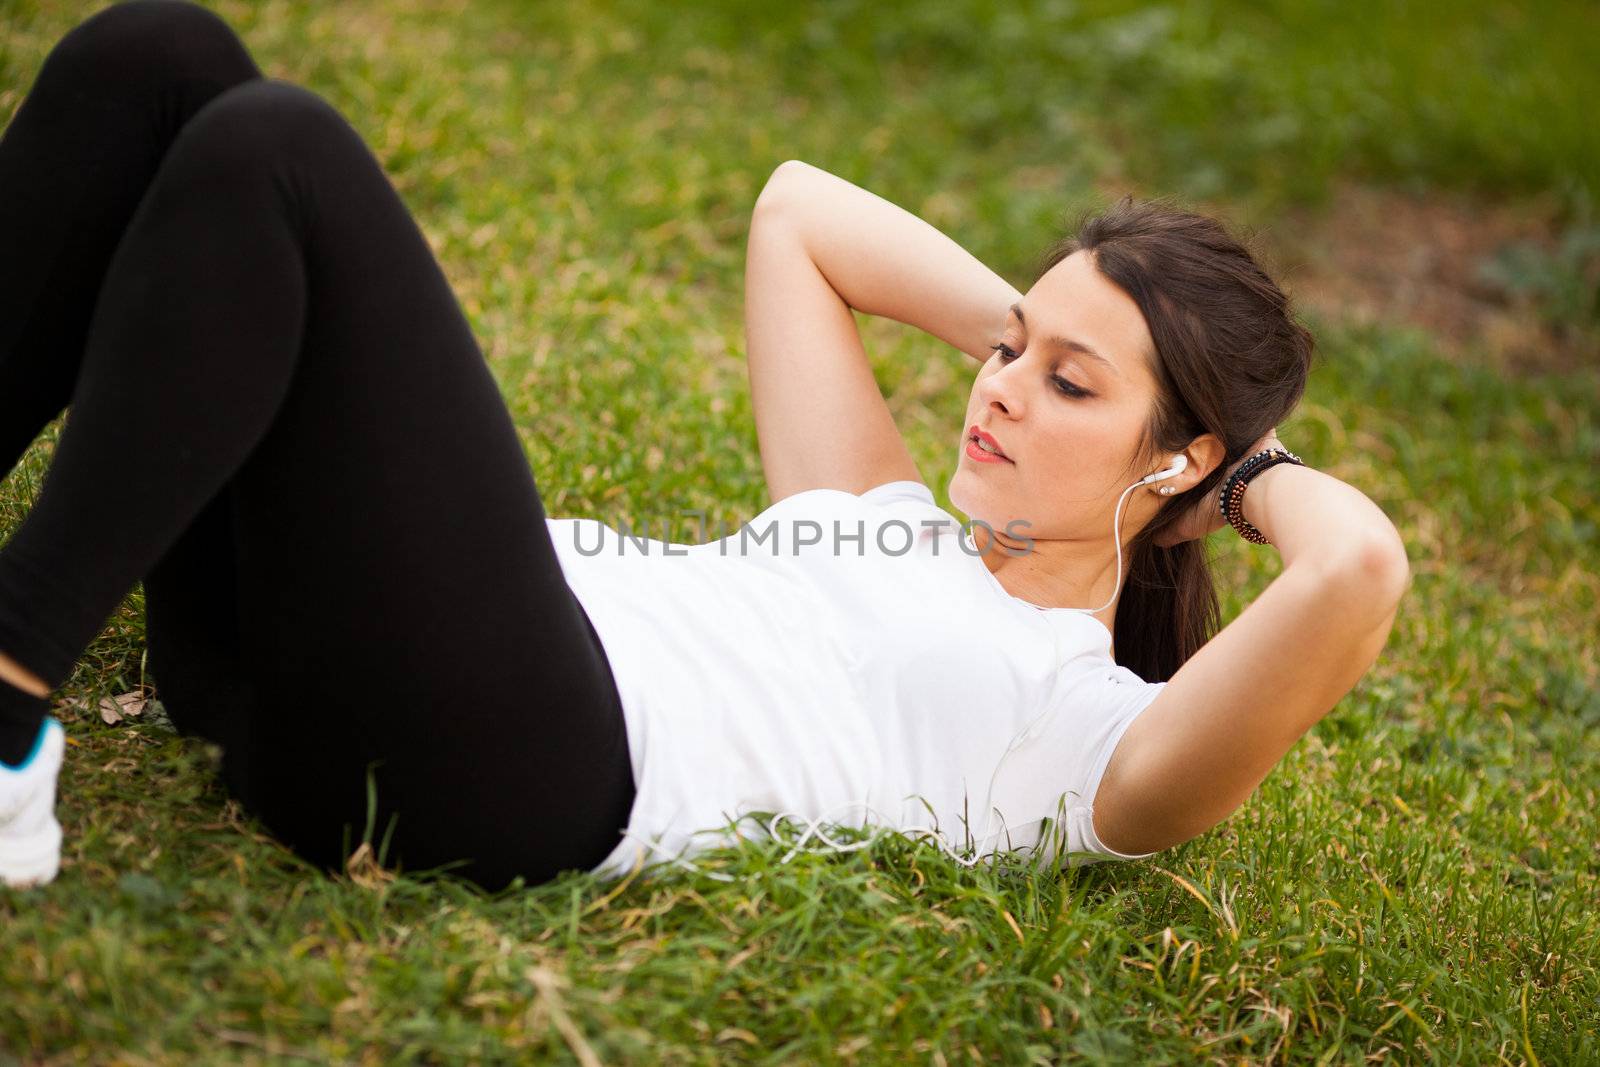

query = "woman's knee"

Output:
[[48, 0, 260, 91], [173, 78, 371, 179]]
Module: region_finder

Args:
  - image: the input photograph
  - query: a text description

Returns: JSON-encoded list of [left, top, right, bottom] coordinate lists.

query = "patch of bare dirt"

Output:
[[1257, 182, 1592, 377]]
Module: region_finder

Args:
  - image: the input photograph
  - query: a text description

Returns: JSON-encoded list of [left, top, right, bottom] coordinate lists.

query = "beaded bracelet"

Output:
[[1217, 446, 1304, 544]]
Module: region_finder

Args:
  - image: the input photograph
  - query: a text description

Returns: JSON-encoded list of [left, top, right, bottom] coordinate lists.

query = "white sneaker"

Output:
[[0, 716, 65, 889]]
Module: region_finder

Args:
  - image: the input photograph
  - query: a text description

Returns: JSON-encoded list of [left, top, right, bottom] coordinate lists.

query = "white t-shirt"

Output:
[[545, 479, 1167, 882]]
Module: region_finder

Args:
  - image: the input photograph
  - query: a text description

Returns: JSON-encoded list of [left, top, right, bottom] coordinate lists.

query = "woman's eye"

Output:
[[1053, 375, 1090, 399], [989, 342, 1091, 399]]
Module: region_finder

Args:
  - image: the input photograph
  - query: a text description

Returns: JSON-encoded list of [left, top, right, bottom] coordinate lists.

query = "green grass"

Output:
[[3, 0, 1598, 1061]]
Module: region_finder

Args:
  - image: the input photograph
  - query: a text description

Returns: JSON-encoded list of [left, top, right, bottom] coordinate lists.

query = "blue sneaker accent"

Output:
[[0, 716, 57, 773]]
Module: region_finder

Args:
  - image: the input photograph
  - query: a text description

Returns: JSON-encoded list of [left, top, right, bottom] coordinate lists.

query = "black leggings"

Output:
[[0, 0, 635, 891]]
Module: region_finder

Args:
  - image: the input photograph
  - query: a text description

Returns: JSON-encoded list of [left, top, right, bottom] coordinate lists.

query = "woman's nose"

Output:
[[978, 361, 1023, 418]]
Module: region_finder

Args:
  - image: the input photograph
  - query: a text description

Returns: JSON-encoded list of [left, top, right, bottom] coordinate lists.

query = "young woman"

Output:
[[0, 0, 1409, 891]]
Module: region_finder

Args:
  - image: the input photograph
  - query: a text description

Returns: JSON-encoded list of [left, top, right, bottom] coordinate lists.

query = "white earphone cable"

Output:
[[1069, 477, 1143, 619]]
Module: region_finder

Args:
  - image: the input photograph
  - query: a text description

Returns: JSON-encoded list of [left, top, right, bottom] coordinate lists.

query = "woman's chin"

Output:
[[948, 473, 1004, 523]]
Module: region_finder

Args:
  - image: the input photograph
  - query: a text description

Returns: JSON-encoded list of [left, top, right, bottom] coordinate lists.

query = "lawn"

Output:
[[2, 0, 1597, 1061]]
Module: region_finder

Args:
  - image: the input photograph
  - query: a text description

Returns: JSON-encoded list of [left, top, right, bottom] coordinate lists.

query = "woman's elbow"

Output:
[[1319, 523, 1409, 616], [1355, 525, 1412, 609]]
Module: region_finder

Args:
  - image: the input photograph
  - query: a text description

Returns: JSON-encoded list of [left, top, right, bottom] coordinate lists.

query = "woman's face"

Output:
[[948, 249, 1162, 550]]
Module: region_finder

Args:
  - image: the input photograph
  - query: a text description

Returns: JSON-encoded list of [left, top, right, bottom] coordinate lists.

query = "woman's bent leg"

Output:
[[0, 78, 634, 890], [0, 0, 263, 477], [144, 494, 259, 756], [0, 0, 264, 760]]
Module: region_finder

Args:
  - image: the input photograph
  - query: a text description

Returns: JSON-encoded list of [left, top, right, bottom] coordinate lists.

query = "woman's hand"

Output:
[[1152, 427, 1283, 548]]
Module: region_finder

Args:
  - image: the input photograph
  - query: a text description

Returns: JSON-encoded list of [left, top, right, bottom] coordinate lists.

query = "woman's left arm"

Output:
[[1091, 460, 1411, 855]]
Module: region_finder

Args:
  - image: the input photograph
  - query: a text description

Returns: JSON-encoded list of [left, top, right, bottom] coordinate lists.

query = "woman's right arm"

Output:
[[744, 160, 1021, 500], [754, 160, 1022, 363]]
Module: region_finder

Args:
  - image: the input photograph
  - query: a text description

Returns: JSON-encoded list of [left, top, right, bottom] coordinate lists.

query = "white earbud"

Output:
[[1139, 453, 1188, 485]]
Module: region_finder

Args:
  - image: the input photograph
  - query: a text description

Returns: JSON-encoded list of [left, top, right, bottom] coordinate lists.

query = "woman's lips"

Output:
[[967, 425, 1012, 463], [965, 438, 1010, 463]]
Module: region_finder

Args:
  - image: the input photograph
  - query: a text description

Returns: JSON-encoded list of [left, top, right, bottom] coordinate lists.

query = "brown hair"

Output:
[[1033, 196, 1315, 682]]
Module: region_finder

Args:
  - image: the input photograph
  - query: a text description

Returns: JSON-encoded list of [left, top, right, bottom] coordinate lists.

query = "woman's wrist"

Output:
[[1218, 443, 1297, 543], [1237, 460, 1304, 547], [1238, 461, 1405, 583]]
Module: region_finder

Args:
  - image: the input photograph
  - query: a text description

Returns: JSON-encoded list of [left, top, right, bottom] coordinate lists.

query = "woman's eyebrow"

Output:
[[1009, 302, 1121, 378]]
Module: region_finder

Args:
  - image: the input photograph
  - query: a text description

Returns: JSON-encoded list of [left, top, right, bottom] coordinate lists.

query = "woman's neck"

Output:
[[972, 525, 1124, 634]]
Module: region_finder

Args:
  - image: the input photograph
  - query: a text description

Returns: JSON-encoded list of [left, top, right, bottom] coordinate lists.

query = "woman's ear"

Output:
[[1182, 433, 1227, 490]]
